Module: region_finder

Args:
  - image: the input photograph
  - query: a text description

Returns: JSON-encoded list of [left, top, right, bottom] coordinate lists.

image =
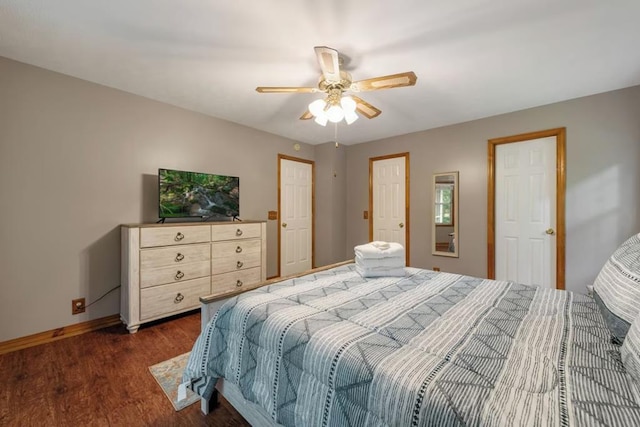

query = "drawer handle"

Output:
[[175, 253, 185, 262], [236, 228, 243, 236], [236, 246, 242, 253], [237, 261, 244, 268], [236, 280, 243, 287], [174, 293, 184, 303], [175, 270, 185, 280], [175, 232, 185, 241]]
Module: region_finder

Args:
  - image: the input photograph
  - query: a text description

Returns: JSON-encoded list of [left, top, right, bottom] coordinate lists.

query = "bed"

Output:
[[182, 235, 640, 426]]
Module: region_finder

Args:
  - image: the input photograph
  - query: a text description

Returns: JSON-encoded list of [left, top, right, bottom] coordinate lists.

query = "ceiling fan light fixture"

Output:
[[326, 105, 345, 123], [344, 110, 359, 125], [309, 95, 357, 125], [314, 114, 328, 126], [308, 98, 327, 117], [340, 96, 357, 113]]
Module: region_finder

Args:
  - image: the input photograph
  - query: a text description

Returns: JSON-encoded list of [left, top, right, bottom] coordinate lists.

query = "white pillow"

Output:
[[593, 233, 640, 343]]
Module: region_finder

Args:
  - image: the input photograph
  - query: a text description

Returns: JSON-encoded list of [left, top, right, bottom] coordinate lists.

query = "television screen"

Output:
[[158, 168, 239, 219]]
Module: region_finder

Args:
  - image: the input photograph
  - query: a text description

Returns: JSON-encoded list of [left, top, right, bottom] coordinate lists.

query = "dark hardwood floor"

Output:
[[0, 312, 250, 426]]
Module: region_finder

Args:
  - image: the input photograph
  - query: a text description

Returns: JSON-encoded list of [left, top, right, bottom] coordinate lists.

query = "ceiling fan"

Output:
[[256, 46, 417, 126]]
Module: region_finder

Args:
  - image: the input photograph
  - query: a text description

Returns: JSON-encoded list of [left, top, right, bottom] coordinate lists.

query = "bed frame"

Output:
[[197, 260, 354, 419]]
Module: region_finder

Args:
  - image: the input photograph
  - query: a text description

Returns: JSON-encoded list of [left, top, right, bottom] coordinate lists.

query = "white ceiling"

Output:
[[1, 1, 640, 145]]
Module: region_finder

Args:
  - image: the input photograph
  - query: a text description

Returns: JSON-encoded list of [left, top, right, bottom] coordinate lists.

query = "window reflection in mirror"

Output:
[[432, 172, 459, 257]]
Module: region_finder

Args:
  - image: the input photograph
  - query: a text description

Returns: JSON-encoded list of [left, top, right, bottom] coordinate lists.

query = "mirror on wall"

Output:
[[432, 171, 459, 258]]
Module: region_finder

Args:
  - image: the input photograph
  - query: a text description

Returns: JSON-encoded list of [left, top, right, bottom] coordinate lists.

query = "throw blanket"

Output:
[[183, 264, 640, 426]]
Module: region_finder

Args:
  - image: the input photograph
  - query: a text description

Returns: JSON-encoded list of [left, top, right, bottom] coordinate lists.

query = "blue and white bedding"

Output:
[[183, 264, 640, 426]]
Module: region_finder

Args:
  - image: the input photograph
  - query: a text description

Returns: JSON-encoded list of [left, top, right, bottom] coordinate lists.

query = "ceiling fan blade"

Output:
[[314, 46, 342, 83], [352, 96, 382, 119], [299, 110, 313, 120], [351, 71, 417, 92], [256, 86, 319, 94]]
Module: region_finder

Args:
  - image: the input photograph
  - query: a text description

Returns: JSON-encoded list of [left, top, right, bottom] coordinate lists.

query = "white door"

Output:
[[495, 137, 556, 287], [280, 157, 313, 276], [370, 155, 408, 263]]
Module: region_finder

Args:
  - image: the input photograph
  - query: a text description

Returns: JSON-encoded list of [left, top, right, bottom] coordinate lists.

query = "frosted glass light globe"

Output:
[[314, 113, 328, 126], [340, 96, 357, 112], [308, 99, 326, 117], [326, 105, 345, 123], [344, 110, 359, 124]]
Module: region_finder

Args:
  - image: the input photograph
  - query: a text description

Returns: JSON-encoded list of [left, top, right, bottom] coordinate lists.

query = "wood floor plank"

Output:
[[0, 312, 249, 426]]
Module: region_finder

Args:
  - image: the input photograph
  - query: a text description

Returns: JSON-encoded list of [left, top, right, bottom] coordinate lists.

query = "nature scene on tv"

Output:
[[159, 169, 239, 219]]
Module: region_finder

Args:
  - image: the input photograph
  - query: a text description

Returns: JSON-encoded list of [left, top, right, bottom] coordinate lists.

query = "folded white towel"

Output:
[[355, 254, 405, 269], [370, 241, 391, 250], [356, 265, 406, 278], [354, 242, 405, 259], [357, 265, 405, 273]]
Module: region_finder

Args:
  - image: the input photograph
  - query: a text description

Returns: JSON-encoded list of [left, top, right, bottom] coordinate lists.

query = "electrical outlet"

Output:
[[72, 298, 86, 315], [433, 267, 441, 272]]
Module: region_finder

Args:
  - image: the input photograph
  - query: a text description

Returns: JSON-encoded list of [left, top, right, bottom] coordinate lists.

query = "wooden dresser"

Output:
[[121, 221, 266, 333]]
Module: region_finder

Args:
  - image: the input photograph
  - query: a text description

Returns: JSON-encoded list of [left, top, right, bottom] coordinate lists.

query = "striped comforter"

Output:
[[183, 264, 640, 426]]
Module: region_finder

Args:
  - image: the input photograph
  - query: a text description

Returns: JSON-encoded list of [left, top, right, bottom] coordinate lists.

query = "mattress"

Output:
[[183, 264, 640, 426]]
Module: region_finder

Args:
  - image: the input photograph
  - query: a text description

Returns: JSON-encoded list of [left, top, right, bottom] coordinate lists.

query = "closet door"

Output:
[[279, 155, 314, 277], [488, 128, 566, 289], [369, 153, 410, 265]]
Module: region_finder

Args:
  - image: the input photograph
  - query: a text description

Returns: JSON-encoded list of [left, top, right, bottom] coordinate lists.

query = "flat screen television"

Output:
[[158, 168, 239, 220]]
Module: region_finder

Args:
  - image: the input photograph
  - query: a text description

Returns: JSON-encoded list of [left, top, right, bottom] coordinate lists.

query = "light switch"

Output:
[[268, 211, 278, 220], [363, 211, 369, 219]]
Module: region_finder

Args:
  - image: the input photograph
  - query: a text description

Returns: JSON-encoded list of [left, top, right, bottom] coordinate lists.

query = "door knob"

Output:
[[399, 222, 404, 228], [282, 223, 287, 228], [545, 228, 555, 235]]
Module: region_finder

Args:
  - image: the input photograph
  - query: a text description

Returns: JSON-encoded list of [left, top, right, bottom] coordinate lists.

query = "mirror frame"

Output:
[[432, 171, 459, 258]]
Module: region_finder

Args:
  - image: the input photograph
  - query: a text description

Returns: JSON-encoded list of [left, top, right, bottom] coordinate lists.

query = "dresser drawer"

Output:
[[211, 223, 261, 242], [211, 251, 261, 275], [140, 260, 210, 288], [211, 267, 262, 294], [140, 225, 210, 248], [140, 277, 210, 320], [212, 238, 261, 257], [140, 243, 210, 269]]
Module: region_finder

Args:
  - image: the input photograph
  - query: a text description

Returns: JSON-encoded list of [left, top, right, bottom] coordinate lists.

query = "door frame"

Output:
[[487, 128, 566, 289], [277, 154, 315, 278], [368, 152, 411, 265]]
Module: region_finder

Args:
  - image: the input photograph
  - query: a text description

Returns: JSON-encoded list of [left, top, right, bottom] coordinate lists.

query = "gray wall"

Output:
[[0, 57, 315, 342], [345, 85, 640, 293], [315, 141, 348, 266]]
